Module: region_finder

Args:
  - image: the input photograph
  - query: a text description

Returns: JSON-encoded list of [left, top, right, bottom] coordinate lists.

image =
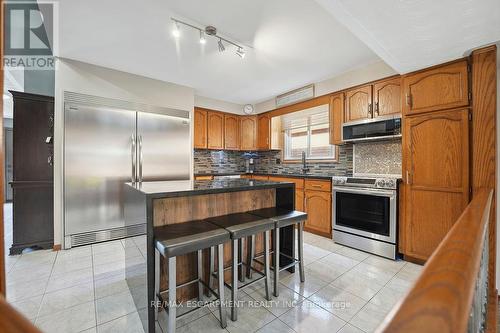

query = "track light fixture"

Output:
[[218, 38, 225, 52], [236, 47, 245, 58], [199, 31, 206, 44], [171, 18, 247, 59], [172, 21, 180, 38]]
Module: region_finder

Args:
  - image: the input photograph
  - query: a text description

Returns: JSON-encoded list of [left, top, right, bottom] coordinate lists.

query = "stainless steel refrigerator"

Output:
[[63, 103, 190, 248]]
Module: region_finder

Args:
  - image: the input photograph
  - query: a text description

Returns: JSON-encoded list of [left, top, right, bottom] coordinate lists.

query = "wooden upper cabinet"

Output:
[[345, 84, 372, 122], [240, 116, 257, 150], [403, 60, 469, 115], [373, 77, 401, 117], [207, 111, 224, 149], [257, 114, 271, 150], [403, 108, 470, 260], [329, 93, 344, 145], [193, 108, 207, 149], [224, 114, 239, 150]]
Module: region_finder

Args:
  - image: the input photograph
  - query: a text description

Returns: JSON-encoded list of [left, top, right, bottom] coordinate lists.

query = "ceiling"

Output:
[[315, 0, 500, 73], [56, 0, 379, 104]]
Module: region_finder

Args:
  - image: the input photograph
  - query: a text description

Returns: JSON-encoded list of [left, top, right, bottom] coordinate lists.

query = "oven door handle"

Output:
[[333, 187, 395, 197]]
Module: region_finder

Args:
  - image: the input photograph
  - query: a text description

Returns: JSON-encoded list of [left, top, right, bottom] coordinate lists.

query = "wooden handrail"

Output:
[[377, 188, 494, 333], [0, 296, 42, 333]]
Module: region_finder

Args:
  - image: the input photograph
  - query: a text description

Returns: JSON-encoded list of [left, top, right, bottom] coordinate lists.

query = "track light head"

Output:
[[218, 38, 225, 52], [236, 47, 245, 59], [172, 21, 180, 38], [199, 30, 206, 44]]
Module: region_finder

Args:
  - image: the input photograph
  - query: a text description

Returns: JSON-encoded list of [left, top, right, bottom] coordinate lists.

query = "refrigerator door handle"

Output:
[[131, 134, 136, 183], [138, 135, 143, 183]]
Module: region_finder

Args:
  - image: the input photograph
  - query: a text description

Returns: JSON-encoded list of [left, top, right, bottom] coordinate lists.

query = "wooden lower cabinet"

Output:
[[304, 190, 332, 237], [296, 190, 304, 212], [402, 108, 470, 260]]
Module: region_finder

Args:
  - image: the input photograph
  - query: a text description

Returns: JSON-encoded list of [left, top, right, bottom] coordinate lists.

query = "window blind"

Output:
[[281, 104, 329, 130]]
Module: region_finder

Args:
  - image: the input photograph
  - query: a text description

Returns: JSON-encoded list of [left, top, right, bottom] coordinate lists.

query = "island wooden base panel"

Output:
[[153, 189, 277, 302]]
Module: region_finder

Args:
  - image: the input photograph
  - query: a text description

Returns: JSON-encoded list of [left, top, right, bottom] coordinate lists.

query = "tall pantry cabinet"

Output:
[[400, 60, 471, 260]]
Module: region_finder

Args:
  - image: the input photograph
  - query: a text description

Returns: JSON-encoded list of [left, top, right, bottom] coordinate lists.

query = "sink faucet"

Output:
[[301, 151, 309, 174]]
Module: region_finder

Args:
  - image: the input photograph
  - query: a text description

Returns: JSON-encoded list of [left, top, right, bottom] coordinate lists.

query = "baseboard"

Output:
[[52, 244, 61, 251], [403, 254, 427, 265], [9, 241, 54, 255]]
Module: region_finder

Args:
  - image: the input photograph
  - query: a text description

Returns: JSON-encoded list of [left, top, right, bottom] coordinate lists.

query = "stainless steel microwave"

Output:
[[342, 114, 402, 143]]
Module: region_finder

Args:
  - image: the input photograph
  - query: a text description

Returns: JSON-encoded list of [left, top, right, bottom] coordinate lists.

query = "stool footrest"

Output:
[[157, 279, 221, 318]]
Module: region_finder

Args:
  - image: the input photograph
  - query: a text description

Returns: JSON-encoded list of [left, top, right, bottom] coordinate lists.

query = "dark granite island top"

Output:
[[125, 178, 296, 198], [124, 179, 296, 333]]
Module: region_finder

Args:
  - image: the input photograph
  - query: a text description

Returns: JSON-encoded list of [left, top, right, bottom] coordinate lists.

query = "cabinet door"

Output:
[[193, 108, 207, 149], [403, 60, 469, 115], [403, 108, 469, 260], [373, 77, 401, 117], [345, 84, 372, 122], [257, 114, 271, 150], [329, 93, 344, 145], [304, 190, 331, 237], [240, 116, 257, 150], [224, 114, 239, 150], [296, 189, 304, 212], [207, 112, 224, 149]]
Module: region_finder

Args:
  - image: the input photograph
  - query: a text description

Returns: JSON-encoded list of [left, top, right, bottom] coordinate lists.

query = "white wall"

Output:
[[194, 95, 244, 114], [254, 61, 397, 113], [54, 58, 195, 247]]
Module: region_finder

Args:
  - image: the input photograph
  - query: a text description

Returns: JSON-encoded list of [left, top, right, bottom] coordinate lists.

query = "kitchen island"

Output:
[[123, 178, 296, 333]]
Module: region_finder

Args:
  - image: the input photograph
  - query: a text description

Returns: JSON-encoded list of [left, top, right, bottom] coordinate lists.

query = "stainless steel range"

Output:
[[332, 176, 399, 259]]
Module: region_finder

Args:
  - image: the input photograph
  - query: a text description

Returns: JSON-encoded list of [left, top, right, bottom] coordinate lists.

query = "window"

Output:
[[283, 104, 335, 161]]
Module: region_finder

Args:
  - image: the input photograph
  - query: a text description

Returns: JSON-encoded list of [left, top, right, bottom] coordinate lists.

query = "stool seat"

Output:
[[155, 220, 230, 257], [249, 208, 307, 228], [206, 213, 274, 239]]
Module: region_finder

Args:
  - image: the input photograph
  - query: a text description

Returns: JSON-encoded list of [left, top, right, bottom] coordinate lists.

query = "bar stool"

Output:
[[248, 208, 307, 297], [154, 220, 230, 333], [206, 213, 275, 321]]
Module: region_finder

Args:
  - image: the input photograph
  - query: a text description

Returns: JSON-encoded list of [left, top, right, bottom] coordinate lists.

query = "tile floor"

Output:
[[3, 203, 423, 333]]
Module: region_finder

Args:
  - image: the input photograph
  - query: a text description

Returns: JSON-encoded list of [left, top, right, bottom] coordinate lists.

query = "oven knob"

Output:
[[378, 180, 386, 188]]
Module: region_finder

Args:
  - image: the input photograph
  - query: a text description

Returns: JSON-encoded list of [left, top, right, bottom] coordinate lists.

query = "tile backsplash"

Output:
[[253, 145, 353, 176], [194, 145, 353, 176], [353, 140, 402, 176], [194, 140, 401, 177], [194, 149, 246, 174]]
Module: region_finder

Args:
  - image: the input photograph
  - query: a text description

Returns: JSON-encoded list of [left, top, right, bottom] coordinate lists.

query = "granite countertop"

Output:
[[125, 178, 294, 198], [194, 172, 334, 180]]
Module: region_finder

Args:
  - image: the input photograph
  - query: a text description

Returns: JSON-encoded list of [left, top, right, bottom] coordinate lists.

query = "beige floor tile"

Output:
[[46, 266, 94, 292], [35, 301, 96, 333], [176, 313, 229, 333], [280, 270, 330, 298], [96, 289, 139, 325], [224, 294, 277, 333], [247, 283, 305, 317], [10, 295, 43, 321], [256, 318, 296, 333], [349, 302, 390, 333], [338, 323, 365, 333], [350, 262, 396, 286], [6, 277, 48, 302], [330, 271, 384, 301], [279, 299, 346, 333], [305, 261, 349, 283], [308, 284, 367, 322], [97, 311, 145, 333], [38, 281, 94, 317], [362, 256, 405, 275], [317, 253, 360, 270]]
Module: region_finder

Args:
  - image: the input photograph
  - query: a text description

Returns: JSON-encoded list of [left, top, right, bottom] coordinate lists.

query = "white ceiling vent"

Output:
[[276, 84, 315, 108]]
